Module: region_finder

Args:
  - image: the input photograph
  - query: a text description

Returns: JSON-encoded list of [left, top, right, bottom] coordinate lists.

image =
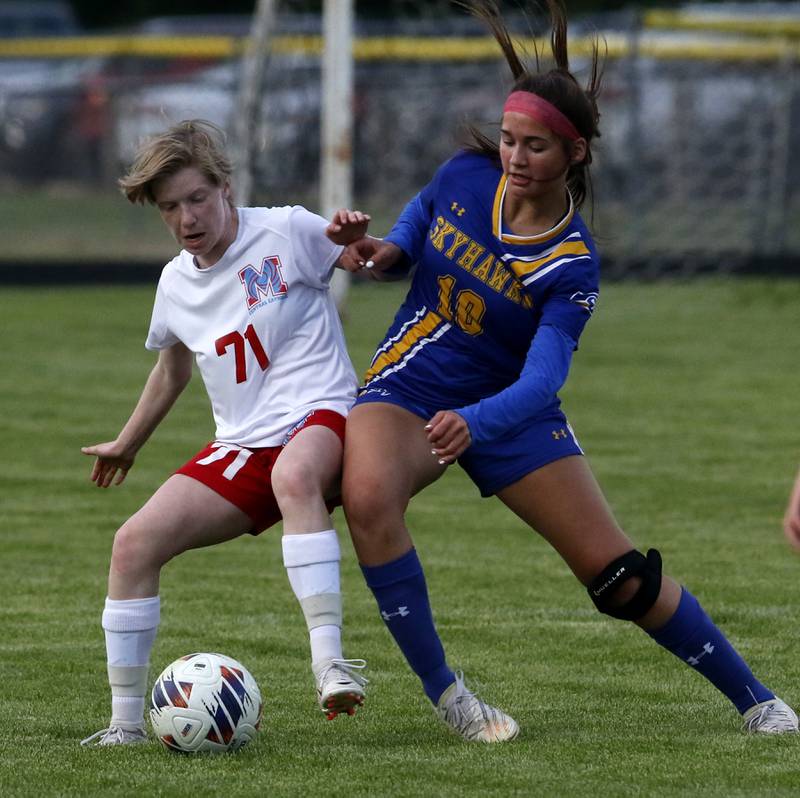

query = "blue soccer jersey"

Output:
[[360, 151, 600, 425]]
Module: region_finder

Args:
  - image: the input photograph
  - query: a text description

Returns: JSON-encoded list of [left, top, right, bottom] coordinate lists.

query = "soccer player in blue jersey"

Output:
[[337, 0, 798, 742]]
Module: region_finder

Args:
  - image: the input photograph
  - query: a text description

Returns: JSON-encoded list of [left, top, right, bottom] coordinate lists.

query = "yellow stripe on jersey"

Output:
[[506, 239, 591, 280], [491, 175, 575, 244], [364, 310, 446, 383], [491, 176, 505, 240]]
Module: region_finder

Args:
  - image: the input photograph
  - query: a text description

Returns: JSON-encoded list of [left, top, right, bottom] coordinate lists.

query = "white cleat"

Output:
[[81, 724, 148, 747], [313, 658, 368, 720], [436, 671, 519, 743], [742, 697, 799, 734]]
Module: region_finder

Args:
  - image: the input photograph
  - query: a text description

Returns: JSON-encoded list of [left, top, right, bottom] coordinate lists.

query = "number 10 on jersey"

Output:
[[215, 324, 269, 384]]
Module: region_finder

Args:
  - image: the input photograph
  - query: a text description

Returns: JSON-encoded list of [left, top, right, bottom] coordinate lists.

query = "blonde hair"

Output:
[[118, 119, 234, 205]]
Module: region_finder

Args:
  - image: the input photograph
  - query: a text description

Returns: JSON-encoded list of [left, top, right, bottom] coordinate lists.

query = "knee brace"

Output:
[[587, 548, 662, 621]]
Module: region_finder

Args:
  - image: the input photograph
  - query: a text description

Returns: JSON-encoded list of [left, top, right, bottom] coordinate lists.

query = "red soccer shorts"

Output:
[[175, 409, 346, 534]]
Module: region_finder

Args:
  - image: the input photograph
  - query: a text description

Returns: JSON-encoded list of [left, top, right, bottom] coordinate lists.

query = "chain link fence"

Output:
[[0, 8, 797, 275]]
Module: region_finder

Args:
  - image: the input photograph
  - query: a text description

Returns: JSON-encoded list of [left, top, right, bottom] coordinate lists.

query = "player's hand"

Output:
[[337, 236, 379, 272], [338, 238, 403, 277], [425, 410, 471, 465], [783, 473, 800, 551], [81, 441, 135, 488], [326, 209, 371, 246]]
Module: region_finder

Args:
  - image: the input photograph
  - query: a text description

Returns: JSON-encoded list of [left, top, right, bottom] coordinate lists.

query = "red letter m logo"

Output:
[[238, 256, 288, 308]]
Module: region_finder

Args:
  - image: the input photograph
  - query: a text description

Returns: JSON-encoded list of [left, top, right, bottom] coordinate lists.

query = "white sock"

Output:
[[282, 530, 344, 665], [102, 596, 160, 727], [110, 696, 146, 728], [310, 625, 343, 663]]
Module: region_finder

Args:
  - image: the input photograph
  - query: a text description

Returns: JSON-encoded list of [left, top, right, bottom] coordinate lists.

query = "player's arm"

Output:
[[383, 191, 433, 264], [341, 164, 445, 279], [339, 237, 408, 281], [325, 209, 405, 281], [81, 342, 194, 487], [427, 324, 575, 463], [784, 468, 800, 551], [325, 208, 371, 246], [338, 193, 430, 280], [429, 262, 598, 462]]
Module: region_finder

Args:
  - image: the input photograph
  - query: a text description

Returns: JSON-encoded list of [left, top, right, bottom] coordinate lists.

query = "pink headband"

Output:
[[503, 91, 581, 142]]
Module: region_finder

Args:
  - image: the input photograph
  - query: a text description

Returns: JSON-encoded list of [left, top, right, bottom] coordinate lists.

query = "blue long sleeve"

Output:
[[455, 325, 575, 445], [385, 193, 430, 265], [384, 160, 447, 266]]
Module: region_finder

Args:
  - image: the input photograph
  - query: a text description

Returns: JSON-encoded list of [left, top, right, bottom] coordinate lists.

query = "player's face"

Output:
[[153, 166, 237, 268], [499, 112, 585, 201]]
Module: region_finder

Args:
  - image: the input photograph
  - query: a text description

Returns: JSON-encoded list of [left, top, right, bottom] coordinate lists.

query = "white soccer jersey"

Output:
[[145, 205, 358, 447]]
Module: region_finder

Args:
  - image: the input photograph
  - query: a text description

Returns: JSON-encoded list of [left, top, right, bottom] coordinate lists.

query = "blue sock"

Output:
[[648, 588, 773, 713], [361, 548, 455, 704]]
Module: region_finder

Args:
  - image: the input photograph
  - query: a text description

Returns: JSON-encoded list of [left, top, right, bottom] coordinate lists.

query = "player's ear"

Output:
[[570, 138, 588, 165], [569, 138, 588, 165]]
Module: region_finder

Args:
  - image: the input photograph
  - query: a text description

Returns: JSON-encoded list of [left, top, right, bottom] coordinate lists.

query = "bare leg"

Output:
[[342, 402, 520, 737], [497, 456, 790, 724], [85, 475, 253, 744], [271, 423, 343, 533], [108, 474, 253, 599], [343, 402, 445, 565], [342, 403, 456, 704], [496, 455, 681, 629], [272, 422, 365, 717]]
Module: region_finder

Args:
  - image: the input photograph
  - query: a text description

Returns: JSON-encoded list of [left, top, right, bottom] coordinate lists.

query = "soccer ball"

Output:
[[150, 652, 262, 753]]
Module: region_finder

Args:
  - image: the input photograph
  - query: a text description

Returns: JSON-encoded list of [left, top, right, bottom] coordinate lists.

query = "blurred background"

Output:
[[0, 0, 798, 279]]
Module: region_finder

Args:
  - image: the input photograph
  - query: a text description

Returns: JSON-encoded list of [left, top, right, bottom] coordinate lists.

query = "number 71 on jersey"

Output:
[[215, 324, 269, 384]]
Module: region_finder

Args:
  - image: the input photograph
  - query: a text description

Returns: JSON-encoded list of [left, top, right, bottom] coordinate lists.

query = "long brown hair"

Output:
[[457, 0, 604, 209]]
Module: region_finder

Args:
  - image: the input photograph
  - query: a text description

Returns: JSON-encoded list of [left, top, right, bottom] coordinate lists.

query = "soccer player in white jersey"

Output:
[[80, 120, 371, 747]]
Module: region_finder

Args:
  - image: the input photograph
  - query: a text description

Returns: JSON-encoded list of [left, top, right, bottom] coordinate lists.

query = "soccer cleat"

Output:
[[742, 697, 799, 734], [80, 724, 148, 747], [436, 671, 519, 743], [313, 658, 368, 720]]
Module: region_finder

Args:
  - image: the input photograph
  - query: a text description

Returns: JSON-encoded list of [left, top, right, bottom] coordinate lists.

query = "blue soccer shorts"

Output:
[[355, 384, 583, 497]]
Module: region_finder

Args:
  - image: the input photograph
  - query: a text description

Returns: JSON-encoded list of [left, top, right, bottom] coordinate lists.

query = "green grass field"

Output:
[[1, 278, 799, 797]]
